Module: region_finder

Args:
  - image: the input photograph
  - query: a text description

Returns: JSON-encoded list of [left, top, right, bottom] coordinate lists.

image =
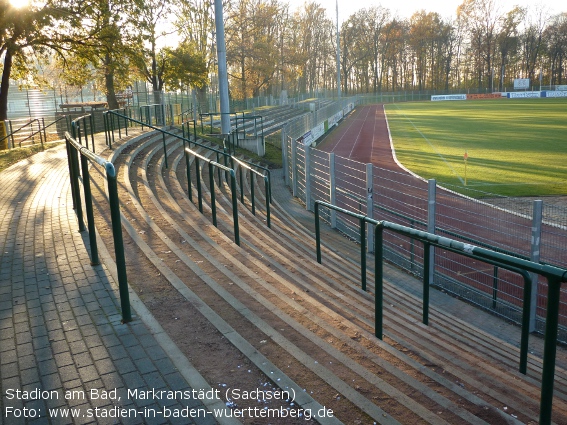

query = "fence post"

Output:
[[305, 146, 311, 211], [330, 153, 337, 228], [427, 179, 436, 285], [366, 163, 374, 253], [292, 139, 298, 197], [529, 200, 543, 332], [282, 131, 288, 185]]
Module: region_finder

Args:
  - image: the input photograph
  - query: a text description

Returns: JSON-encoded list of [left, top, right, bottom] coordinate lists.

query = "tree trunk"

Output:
[[105, 61, 119, 110], [0, 49, 13, 122]]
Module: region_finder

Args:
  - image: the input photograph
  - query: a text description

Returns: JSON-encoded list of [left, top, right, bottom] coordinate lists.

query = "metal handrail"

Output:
[[314, 199, 567, 424], [185, 147, 240, 246], [64, 132, 131, 323], [104, 109, 273, 216], [0, 118, 42, 148], [232, 156, 271, 228]]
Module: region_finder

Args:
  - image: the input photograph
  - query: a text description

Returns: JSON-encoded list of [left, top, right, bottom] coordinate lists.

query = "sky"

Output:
[[284, 0, 565, 23]]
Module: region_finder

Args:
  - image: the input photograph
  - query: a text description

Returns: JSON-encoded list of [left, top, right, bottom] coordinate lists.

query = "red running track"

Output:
[[318, 104, 396, 169], [316, 103, 566, 326]]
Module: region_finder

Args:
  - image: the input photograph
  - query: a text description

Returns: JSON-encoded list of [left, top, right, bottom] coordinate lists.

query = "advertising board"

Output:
[[431, 94, 467, 101], [514, 78, 530, 89], [507, 91, 541, 98], [543, 91, 567, 98]]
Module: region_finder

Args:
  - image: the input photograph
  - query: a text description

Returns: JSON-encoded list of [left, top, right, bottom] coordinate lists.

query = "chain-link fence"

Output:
[[282, 102, 567, 342]]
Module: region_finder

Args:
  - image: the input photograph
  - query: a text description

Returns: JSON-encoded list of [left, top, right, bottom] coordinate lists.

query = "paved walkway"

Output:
[[0, 134, 221, 425]]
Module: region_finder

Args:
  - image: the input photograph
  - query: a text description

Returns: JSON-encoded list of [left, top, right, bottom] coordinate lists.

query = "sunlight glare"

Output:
[[9, 0, 31, 8]]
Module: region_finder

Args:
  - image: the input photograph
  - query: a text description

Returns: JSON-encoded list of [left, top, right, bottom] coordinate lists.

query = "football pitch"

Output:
[[385, 98, 567, 197]]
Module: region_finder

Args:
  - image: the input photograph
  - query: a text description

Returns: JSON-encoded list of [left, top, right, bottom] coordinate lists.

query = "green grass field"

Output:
[[385, 98, 567, 197]]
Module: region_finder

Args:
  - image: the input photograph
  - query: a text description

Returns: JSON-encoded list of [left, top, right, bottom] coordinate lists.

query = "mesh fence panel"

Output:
[[281, 102, 567, 341]]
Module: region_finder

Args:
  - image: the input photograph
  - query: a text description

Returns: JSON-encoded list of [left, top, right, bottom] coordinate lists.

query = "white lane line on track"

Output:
[[327, 108, 359, 153], [393, 104, 464, 185], [348, 106, 371, 158]]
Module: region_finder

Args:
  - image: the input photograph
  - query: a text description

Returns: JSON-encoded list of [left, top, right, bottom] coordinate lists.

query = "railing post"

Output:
[[366, 163, 374, 253], [305, 146, 311, 211], [315, 202, 321, 263], [209, 162, 217, 227], [539, 277, 561, 425], [375, 224, 384, 340], [162, 133, 168, 169], [106, 163, 132, 323], [360, 218, 367, 291], [520, 271, 532, 375], [492, 266, 498, 308], [250, 170, 255, 215], [80, 152, 99, 265], [229, 171, 240, 246], [195, 157, 203, 213], [423, 241, 431, 325], [185, 149, 192, 202], [529, 200, 543, 332], [70, 144, 85, 232], [65, 138, 77, 210], [330, 153, 337, 228], [89, 114, 95, 153], [264, 176, 271, 228], [239, 166, 244, 203], [427, 179, 436, 285], [292, 139, 298, 197]]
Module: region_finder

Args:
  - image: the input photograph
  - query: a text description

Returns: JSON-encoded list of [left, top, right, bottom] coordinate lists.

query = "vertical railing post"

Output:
[[250, 170, 255, 215], [423, 241, 431, 325], [529, 200, 543, 332], [539, 278, 561, 425], [89, 114, 95, 153], [239, 166, 244, 203], [519, 271, 532, 375], [427, 178, 436, 284], [330, 153, 337, 228], [103, 112, 110, 147], [195, 157, 203, 213], [292, 139, 298, 197], [264, 176, 271, 228], [229, 170, 240, 246], [360, 218, 367, 291], [305, 146, 311, 211], [492, 266, 499, 308], [162, 132, 168, 169], [209, 162, 217, 227], [80, 152, 99, 265], [366, 163, 374, 253], [185, 149, 192, 202], [41, 118, 46, 148], [106, 163, 132, 323], [65, 138, 77, 210], [375, 224, 384, 340], [315, 202, 321, 263], [70, 144, 85, 232]]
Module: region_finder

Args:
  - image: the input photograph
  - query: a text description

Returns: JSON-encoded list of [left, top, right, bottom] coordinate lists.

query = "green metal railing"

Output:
[[315, 202, 368, 291], [64, 132, 131, 323], [104, 109, 272, 230], [185, 147, 240, 246], [233, 156, 271, 228], [71, 115, 96, 152], [340, 188, 534, 312], [0, 117, 59, 149], [314, 200, 567, 424]]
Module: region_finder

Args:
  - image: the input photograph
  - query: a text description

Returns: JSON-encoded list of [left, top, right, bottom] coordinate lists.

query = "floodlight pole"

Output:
[[336, 0, 341, 99], [214, 0, 231, 137]]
